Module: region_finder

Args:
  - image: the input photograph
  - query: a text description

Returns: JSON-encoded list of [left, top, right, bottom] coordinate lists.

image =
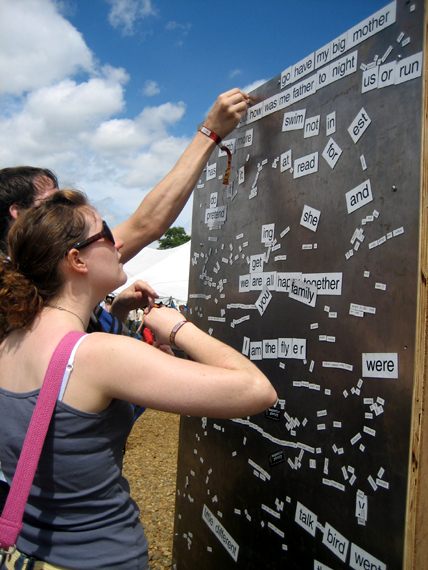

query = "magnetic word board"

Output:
[[172, 1, 428, 568]]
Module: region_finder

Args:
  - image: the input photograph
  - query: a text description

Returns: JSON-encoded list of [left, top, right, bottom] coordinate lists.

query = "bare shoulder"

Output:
[[77, 331, 145, 360], [76, 331, 157, 374], [72, 330, 168, 405]]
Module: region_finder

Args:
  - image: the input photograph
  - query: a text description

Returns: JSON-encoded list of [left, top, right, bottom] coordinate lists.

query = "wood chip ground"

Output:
[[123, 409, 180, 570]]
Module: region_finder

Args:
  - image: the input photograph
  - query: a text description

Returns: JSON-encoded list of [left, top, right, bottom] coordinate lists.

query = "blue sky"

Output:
[[0, 0, 387, 238]]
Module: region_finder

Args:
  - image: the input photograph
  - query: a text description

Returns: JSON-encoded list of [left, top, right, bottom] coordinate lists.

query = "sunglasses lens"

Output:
[[103, 221, 115, 245]]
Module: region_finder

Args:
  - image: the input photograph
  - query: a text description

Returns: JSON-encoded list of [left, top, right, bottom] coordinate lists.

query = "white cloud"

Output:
[[0, 70, 128, 162], [142, 80, 160, 97], [107, 0, 157, 35], [124, 136, 189, 189], [165, 21, 191, 34], [87, 102, 186, 155], [88, 118, 147, 154], [0, 0, 93, 95], [229, 69, 242, 79], [136, 102, 186, 135], [26, 76, 126, 132]]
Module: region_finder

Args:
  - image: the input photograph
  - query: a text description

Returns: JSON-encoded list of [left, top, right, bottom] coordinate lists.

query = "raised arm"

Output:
[[113, 88, 250, 263], [79, 307, 277, 419]]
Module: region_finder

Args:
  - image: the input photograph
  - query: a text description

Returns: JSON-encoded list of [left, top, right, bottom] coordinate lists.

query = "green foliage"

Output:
[[158, 226, 191, 249]]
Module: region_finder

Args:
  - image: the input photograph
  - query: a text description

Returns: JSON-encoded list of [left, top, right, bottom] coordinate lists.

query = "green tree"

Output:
[[158, 226, 191, 249]]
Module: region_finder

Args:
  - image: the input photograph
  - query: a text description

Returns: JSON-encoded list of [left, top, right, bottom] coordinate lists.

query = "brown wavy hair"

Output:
[[0, 189, 93, 341]]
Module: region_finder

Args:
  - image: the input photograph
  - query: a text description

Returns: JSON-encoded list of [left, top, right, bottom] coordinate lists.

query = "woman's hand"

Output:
[[110, 280, 158, 322], [143, 306, 186, 346]]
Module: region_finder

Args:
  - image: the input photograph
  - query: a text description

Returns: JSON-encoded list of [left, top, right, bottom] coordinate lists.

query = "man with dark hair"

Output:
[[0, 88, 250, 261], [0, 167, 58, 250], [0, 88, 250, 332]]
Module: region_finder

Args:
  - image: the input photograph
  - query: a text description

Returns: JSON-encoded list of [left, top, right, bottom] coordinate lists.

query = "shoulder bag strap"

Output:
[[0, 331, 86, 551]]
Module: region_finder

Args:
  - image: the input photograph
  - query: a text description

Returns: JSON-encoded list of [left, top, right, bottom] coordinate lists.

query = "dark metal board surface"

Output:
[[173, 2, 424, 568]]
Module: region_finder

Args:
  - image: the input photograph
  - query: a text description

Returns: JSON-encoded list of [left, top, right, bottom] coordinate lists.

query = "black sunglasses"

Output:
[[71, 220, 115, 250]]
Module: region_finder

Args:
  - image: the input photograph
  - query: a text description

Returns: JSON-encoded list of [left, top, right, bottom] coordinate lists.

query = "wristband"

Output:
[[169, 320, 189, 350], [199, 125, 222, 145], [198, 125, 232, 186]]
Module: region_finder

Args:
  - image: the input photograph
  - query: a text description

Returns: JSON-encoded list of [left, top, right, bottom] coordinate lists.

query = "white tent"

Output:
[[115, 241, 191, 305]]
